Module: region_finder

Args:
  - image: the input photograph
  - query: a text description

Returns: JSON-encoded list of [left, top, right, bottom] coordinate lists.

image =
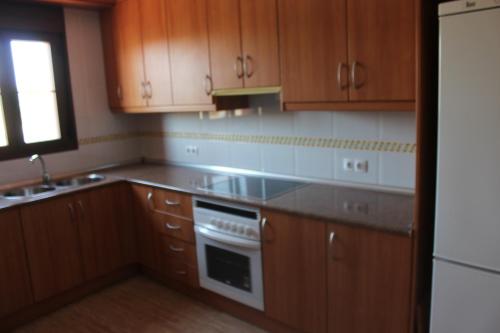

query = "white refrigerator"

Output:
[[431, 0, 500, 332]]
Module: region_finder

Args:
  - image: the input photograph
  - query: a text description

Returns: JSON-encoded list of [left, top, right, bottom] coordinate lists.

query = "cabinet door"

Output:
[[114, 0, 147, 108], [0, 209, 33, 318], [327, 224, 412, 333], [166, 0, 212, 105], [139, 0, 173, 107], [21, 196, 84, 302], [101, 8, 122, 108], [278, 0, 348, 103], [347, 0, 415, 101], [131, 185, 160, 272], [207, 0, 243, 90], [240, 0, 280, 88], [75, 186, 126, 280], [262, 210, 327, 333]]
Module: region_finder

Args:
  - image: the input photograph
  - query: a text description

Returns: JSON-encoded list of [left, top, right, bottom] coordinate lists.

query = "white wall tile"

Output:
[[198, 140, 230, 166], [295, 147, 334, 179], [201, 113, 229, 133], [229, 142, 261, 170], [379, 152, 416, 188], [261, 145, 295, 175], [162, 113, 201, 133], [380, 112, 416, 142], [229, 111, 261, 135], [294, 112, 333, 137], [334, 149, 379, 185], [334, 112, 380, 140]]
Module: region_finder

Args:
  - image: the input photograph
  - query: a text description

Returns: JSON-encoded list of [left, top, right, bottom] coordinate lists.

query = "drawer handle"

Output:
[[165, 199, 180, 206], [169, 245, 185, 252], [165, 223, 181, 230], [175, 270, 187, 275]]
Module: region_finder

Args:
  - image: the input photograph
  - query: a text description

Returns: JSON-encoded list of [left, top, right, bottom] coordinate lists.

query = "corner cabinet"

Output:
[[279, 0, 416, 111], [207, 0, 280, 90], [261, 209, 412, 333]]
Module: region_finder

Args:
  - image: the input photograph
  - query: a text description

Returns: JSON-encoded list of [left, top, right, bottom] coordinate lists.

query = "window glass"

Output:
[[10, 40, 61, 144], [0, 92, 7, 147]]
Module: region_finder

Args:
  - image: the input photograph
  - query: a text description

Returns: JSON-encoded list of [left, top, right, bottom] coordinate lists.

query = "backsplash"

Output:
[[138, 95, 416, 190]]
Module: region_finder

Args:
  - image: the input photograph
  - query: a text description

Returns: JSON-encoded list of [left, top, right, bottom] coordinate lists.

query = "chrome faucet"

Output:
[[29, 154, 51, 185]]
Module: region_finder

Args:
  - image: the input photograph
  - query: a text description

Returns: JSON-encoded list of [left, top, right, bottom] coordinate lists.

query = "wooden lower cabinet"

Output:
[[262, 209, 412, 333], [327, 224, 412, 333], [261, 209, 328, 333], [21, 196, 85, 302], [76, 183, 136, 280], [0, 209, 33, 318]]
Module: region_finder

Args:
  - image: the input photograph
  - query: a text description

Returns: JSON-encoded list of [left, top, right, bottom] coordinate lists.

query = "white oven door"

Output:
[[195, 225, 264, 311]]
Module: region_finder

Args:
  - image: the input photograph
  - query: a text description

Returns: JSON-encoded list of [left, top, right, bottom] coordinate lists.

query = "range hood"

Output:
[[212, 86, 281, 97]]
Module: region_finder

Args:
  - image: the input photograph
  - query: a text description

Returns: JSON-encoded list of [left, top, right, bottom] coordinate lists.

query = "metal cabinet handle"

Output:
[[141, 81, 147, 99], [77, 200, 85, 220], [116, 85, 122, 100], [204, 75, 213, 95], [169, 245, 185, 253], [235, 56, 244, 79], [175, 270, 187, 275], [165, 199, 180, 206], [329, 231, 336, 258], [146, 81, 152, 98], [244, 55, 254, 78], [68, 203, 76, 222], [261, 217, 267, 231], [337, 63, 349, 90], [165, 223, 182, 230], [351, 61, 363, 90]]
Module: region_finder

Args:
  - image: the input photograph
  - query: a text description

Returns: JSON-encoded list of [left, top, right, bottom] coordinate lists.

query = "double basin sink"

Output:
[[2, 174, 106, 200]]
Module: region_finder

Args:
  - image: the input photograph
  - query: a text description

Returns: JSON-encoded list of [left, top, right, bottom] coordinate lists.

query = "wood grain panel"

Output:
[[278, 0, 348, 103], [327, 224, 412, 333], [240, 0, 280, 88], [21, 196, 84, 302], [261, 209, 327, 333], [160, 235, 197, 267], [207, 0, 243, 90], [139, 0, 173, 107], [154, 214, 195, 243], [347, 0, 415, 101], [0, 209, 33, 318], [100, 8, 121, 108], [166, 0, 213, 105], [152, 188, 193, 219]]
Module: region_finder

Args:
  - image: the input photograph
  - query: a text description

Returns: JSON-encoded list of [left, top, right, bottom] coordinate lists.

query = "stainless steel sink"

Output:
[[2, 185, 57, 199], [2, 174, 105, 200], [55, 174, 105, 187]]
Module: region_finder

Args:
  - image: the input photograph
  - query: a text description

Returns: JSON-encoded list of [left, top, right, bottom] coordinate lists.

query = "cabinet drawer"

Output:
[[161, 236, 197, 267], [152, 188, 193, 219], [154, 214, 195, 243], [164, 258, 199, 288]]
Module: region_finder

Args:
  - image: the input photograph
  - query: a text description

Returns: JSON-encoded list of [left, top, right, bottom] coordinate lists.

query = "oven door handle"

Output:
[[195, 226, 261, 251]]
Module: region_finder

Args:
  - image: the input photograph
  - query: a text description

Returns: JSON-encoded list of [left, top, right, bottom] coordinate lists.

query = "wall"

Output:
[[139, 95, 416, 190], [0, 9, 141, 184]]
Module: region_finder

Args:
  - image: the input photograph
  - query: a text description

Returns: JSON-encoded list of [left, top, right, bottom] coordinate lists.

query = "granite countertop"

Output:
[[0, 163, 414, 235]]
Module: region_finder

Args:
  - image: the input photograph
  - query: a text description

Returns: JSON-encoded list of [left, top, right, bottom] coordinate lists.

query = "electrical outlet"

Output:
[[185, 145, 199, 155], [354, 159, 368, 173], [343, 158, 354, 171]]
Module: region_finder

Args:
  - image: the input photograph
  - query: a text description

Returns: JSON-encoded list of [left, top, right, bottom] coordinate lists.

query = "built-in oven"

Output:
[[193, 197, 264, 311]]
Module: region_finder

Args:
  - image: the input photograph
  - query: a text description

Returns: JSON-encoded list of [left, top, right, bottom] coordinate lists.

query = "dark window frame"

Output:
[[0, 4, 77, 162]]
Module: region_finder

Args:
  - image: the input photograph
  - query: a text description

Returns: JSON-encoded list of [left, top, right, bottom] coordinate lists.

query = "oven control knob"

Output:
[[238, 225, 245, 234], [245, 227, 254, 237], [231, 224, 238, 232], [224, 222, 231, 230], [216, 220, 224, 228], [209, 218, 216, 226]]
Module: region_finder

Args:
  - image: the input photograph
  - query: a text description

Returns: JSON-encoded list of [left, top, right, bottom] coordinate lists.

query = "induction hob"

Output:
[[200, 175, 307, 201]]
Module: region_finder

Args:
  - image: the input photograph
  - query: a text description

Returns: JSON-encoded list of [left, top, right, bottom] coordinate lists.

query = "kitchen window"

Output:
[[0, 3, 77, 161]]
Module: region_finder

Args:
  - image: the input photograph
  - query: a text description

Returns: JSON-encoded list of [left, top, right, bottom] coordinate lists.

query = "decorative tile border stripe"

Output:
[[78, 132, 142, 145], [142, 131, 417, 154]]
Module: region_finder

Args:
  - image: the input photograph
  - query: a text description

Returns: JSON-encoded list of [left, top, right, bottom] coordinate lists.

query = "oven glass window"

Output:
[[206, 245, 252, 292]]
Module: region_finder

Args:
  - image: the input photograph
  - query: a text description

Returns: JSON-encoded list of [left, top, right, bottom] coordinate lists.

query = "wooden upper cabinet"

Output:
[[347, 0, 415, 102], [239, 0, 280, 88], [113, 0, 147, 108], [207, 0, 243, 90], [208, 0, 280, 90], [278, 0, 348, 104], [101, 7, 122, 108], [166, 0, 213, 105], [327, 224, 412, 333], [139, 0, 173, 107], [262, 210, 327, 333], [0, 209, 33, 318], [21, 196, 85, 302]]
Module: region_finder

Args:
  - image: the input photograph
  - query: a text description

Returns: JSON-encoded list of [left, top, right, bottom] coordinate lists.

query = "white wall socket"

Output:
[[354, 160, 369, 173], [185, 145, 199, 155], [342, 158, 355, 171]]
